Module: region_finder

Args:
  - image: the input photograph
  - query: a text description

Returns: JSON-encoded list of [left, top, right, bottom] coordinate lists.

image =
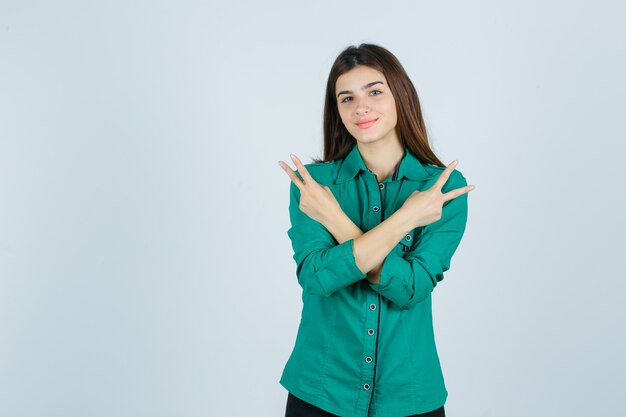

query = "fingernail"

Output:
[[290, 154, 296, 160]]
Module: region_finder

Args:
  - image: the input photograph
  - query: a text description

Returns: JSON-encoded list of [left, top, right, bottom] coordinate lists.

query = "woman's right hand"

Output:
[[278, 154, 345, 226], [400, 160, 474, 229]]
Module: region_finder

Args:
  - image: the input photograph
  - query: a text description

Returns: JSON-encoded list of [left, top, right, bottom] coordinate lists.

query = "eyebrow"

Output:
[[336, 81, 384, 98]]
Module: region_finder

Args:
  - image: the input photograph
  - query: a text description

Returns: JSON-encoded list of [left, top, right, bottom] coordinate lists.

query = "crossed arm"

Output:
[[280, 155, 472, 310], [320, 204, 414, 284]]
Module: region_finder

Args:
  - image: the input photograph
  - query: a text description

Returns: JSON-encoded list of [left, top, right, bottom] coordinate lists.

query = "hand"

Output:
[[400, 160, 474, 229], [278, 154, 343, 225]]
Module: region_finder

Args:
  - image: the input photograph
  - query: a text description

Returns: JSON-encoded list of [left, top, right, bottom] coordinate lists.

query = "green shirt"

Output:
[[279, 142, 469, 417]]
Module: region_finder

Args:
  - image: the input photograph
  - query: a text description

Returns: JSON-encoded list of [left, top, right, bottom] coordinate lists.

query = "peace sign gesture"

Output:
[[278, 154, 344, 225], [401, 160, 475, 229]]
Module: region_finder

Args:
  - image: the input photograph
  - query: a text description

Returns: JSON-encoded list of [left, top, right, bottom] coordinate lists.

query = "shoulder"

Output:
[[293, 160, 338, 186], [423, 163, 467, 191]]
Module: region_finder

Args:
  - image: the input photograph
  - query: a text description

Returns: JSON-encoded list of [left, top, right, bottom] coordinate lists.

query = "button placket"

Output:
[[368, 172, 381, 214], [358, 292, 379, 406], [358, 173, 382, 411]]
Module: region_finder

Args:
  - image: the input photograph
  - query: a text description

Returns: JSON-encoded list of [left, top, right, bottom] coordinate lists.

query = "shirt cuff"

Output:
[[315, 238, 367, 295], [368, 250, 436, 308]]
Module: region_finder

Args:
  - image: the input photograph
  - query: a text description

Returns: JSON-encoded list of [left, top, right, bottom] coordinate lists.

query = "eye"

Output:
[[339, 90, 382, 104]]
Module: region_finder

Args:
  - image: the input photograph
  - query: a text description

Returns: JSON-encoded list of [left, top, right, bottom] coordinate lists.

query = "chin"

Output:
[[355, 136, 384, 145]]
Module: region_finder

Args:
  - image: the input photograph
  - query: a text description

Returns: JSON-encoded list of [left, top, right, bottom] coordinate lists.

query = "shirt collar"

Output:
[[335, 143, 431, 184]]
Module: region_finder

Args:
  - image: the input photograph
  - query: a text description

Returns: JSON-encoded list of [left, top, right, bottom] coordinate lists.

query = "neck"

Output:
[[357, 138, 404, 183]]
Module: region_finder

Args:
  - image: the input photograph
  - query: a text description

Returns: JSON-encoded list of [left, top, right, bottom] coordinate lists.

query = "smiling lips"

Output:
[[356, 118, 379, 129]]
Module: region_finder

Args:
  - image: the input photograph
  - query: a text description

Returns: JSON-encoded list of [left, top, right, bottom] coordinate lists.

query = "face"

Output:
[[335, 65, 399, 146]]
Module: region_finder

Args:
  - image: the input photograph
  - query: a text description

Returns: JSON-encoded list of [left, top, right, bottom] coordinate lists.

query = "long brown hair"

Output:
[[312, 43, 445, 167]]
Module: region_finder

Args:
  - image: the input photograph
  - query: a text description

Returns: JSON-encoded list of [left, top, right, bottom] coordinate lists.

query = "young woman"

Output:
[[277, 43, 475, 417]]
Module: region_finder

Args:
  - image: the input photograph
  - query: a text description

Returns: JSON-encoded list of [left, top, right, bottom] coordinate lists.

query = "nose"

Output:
[[355, 97, 370, 115]]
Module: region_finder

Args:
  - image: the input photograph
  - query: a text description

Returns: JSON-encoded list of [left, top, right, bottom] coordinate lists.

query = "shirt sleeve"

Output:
[[287, 179, 367, 296], [368, 171, 469, 309]]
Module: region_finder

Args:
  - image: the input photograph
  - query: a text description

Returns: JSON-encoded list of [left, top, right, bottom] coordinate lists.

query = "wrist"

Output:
[[393, 207, 417, 233], [320, 208, 344, 229], [322, 209, 362, 245]]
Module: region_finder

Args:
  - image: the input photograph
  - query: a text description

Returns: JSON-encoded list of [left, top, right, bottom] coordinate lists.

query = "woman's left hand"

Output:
[[278, 154, 343, 225]]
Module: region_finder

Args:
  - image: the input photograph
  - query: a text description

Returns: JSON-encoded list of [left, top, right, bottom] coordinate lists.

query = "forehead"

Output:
[[335, 65, 387, 89]]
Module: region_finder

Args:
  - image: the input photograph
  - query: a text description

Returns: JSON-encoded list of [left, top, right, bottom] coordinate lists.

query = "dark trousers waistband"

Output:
[[285, 392, 446, 417]]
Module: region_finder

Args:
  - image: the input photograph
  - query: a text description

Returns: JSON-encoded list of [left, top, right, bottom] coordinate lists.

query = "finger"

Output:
[[278, 160, 305, 190], [289, 154, 317, 185], [441, 183, 475, 203], [432, 160, 458, 192]]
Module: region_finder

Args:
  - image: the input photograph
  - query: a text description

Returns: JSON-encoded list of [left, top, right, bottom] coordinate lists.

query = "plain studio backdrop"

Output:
[[1, 1, 624, 416]]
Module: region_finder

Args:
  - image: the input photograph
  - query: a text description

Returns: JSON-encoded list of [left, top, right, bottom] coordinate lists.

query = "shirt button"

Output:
[[368, 329, 375, 336], [363, 383, 370, 390], [379, 182, 385, 190], [365, 356, 372, 363], [405, 234, 412, 241], [369, 303, 377, 310], [372, 206, 379, 212]]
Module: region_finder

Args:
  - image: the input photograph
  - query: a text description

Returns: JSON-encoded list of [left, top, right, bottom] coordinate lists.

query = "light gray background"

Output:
[[1, 1, 625, 416]]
